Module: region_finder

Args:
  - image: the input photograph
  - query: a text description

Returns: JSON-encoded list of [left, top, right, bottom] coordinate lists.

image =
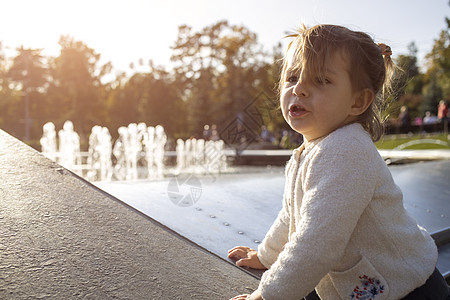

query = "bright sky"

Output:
[[1, 0, 448, 76]]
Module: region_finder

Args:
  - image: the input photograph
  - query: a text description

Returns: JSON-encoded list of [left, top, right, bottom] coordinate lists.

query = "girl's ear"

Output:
[[351, 89, 374, 116]]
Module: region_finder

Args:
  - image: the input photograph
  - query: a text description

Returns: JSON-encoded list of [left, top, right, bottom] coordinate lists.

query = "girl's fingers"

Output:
[[228, 251, 243, 260], [228, 247, 251, 259], [228, 246, 250, 254], [228, 249, 248, 259], [236, 258, 250, 267]]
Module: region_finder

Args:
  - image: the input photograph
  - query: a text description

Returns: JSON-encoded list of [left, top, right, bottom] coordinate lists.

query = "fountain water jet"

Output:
[[41, 121, 228, 181], [175, 138, 227, 175], [58, 121, 82, 175], [87, 125, 113, 182], [40, 122, 57, 161]]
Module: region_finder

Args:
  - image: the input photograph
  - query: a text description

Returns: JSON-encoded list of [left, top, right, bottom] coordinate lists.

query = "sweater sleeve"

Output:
[[257, 205, 290, 268], [259, 134, 377, 299], [257, 157, 294, 269]]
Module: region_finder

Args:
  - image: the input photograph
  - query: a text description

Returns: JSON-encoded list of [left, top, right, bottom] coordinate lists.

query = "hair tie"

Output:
[[377, 43, 392, 57]]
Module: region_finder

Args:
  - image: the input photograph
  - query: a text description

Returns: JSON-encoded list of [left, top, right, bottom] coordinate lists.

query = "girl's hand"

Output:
[[227, 246, 267, 269]]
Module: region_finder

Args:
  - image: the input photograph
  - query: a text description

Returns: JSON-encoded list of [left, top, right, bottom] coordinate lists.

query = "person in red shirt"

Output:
[[438, 100, 448, 122]]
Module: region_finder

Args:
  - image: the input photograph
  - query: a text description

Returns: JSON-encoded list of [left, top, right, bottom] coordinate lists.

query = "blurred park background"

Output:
[[0, 0, 449, 152]]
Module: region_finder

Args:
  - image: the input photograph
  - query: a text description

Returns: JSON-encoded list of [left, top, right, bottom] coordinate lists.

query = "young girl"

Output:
[[228, 24, 449, 300]]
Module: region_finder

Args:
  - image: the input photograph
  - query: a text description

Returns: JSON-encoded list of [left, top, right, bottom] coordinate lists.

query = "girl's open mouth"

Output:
[[289, 104, 308, 117]]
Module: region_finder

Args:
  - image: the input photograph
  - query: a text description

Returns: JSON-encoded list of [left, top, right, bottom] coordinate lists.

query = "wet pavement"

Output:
[[389, 160, 450, 233], [96, 160, 450, 263], [96, 167, 285, 259]]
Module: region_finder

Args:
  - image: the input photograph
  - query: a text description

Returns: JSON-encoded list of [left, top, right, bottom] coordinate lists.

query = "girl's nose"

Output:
[[293, 80, 308, 98]]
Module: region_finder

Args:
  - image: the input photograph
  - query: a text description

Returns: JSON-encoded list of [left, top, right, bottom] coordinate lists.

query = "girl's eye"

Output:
[[315, 77, 331, 85], [286, 76, 298, 84]]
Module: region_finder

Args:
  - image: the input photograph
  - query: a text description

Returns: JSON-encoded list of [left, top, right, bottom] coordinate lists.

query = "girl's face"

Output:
[[280, 50, 362, 142]]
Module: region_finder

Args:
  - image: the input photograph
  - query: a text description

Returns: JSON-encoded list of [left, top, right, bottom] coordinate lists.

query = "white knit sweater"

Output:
[[257, 123, 438, 300]]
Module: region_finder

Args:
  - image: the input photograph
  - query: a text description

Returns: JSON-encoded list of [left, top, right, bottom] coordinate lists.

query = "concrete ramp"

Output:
[[0, 130, 259, 299]]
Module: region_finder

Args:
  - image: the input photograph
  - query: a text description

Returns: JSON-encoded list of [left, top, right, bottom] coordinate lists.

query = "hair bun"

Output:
[[377, 43, 392, 57]]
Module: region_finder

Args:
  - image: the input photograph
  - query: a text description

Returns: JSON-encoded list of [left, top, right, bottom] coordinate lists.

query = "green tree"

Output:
[[0, 42, 9, 125], [107, 72, 143, 130], [422, 17, 450, 115], [7, 46, 48, 141], [391, 42, 423, 120], [171, 22, 224, 134], [0, 42, 20, 133], [171, 20, 281, 139], [399, 42, 422, 94], [251, 42, 286, 135], [47, 36, 111, 137], [106, 64, 187, 140], [136, 65, 187, 139]]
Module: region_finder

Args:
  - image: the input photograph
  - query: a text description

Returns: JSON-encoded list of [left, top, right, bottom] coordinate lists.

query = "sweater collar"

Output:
[[292, 123, 365, 158]]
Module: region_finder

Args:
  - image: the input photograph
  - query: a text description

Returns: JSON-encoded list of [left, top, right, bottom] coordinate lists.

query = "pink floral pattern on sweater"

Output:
[[350, 275, 385, 299]]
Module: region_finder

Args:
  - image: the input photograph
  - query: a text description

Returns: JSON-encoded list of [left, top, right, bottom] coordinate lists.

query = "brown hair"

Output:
[[279, 24, 395, 141]]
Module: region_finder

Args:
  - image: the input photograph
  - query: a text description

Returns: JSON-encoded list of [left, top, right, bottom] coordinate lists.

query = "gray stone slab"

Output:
[[0, 130, 259, 299], [438, 243, 450, 278], [96, 155, 450, 279], [388, 160, 450, 233], [95, 169, 284, 262], [96, 160, 450, 257]]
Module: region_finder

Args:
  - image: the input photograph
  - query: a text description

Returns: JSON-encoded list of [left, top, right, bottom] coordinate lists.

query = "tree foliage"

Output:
[[171, 20, 283, 137], [422, 18, 450, 114], [0, 19, 448, 149], [46, 36, 112, 135], [5, 46, 48, 139], [106, 65, 187, 139], [391, 16, 450, 122]]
